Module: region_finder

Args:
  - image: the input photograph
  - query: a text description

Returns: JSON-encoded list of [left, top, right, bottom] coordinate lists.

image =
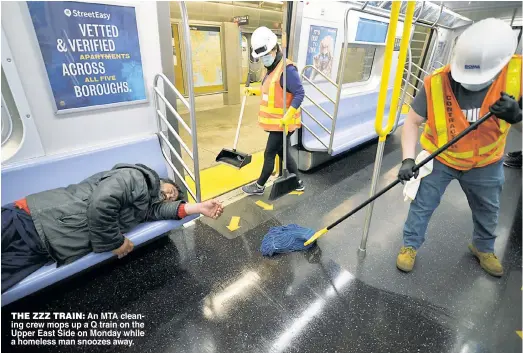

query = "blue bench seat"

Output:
[[301, 87, 407, 156], [1, 135, 196, 306]]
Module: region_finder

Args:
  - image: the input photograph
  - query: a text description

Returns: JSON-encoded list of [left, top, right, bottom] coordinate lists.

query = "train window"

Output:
[[1, 66, 25, 163], [338, 44, 377, 84], [1, 96, 12, 145], [1, 69, 15, 146]]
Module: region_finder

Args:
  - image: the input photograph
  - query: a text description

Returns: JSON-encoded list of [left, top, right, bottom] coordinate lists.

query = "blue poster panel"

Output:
[[305, 25, 337, 81], [27, 1, 146, 113]]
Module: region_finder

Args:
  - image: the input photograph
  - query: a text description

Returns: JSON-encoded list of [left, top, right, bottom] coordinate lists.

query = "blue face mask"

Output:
[[261, 54, 275, 67]]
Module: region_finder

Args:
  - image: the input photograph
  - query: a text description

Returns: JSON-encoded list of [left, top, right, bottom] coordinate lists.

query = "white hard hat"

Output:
[[251, 26, 277, 58], [451, 18, 517, 85]]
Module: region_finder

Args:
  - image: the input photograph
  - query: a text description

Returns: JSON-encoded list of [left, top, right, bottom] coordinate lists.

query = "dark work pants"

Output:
[[1, 205, 50, 293], [257, 131, 299, 186]]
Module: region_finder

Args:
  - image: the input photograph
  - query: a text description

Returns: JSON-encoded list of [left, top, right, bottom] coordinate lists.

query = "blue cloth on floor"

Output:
[[260, 224, 315, 257]]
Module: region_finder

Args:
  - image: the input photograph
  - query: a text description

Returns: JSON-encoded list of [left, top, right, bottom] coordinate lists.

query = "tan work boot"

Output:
[[396, 246, 417, 272], [468, 244, 503, 277]]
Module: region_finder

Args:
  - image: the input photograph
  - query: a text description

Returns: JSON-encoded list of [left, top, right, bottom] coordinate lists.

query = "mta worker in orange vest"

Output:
[[397, 18, 522, 277], [242, 27, 305, 195]]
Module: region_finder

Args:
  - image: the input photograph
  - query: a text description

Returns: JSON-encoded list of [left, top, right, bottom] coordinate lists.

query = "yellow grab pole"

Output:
[[383, 1, 416, 141], [373, 1, 401, 140], [359, 1, 415, 252]]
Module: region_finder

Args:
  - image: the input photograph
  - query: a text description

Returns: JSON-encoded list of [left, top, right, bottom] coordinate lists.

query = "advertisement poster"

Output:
[[305, 25, 337, 81], [27, 1, 146, 113]]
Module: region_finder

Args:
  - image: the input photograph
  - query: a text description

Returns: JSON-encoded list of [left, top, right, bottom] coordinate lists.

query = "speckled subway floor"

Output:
[[2, 128, 521, 353]]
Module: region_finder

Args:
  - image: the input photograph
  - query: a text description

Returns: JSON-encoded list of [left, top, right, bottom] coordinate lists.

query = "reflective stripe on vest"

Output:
[[258, 116, 302, 126], [267, 61, 282, 110], [421, 55, 522, 170], [258, 58, 302, 132], [430, 74, 448, 146]]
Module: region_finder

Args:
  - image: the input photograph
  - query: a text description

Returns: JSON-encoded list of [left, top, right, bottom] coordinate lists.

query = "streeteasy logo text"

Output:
[[65, 9, 111, 21]]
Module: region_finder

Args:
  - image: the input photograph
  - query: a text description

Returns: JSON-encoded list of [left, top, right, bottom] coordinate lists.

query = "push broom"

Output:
[[303, 111, 495, 246]]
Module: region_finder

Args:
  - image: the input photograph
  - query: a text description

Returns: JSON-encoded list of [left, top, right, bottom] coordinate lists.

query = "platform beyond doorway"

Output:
[[175, 85, 273, 200], [178, 85, 266, 171]]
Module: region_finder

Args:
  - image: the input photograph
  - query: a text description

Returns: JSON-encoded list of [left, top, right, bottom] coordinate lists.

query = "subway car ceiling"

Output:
[[169, 1, 284, 33]]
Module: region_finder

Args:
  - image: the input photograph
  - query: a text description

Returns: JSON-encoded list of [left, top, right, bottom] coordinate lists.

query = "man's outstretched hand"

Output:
[[185, 199, 224, 219], [199, 199, 224, 219]]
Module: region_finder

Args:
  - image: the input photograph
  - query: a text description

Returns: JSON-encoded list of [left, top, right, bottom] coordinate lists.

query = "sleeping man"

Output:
[[1, 163, 223, 292]]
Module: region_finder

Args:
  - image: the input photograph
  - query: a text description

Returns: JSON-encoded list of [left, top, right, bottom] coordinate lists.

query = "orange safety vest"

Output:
[[258, 58, 302, 132], [421, 55, 522, 171]]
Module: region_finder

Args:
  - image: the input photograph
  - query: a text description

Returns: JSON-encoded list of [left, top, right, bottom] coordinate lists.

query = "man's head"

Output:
[[450, 18, 517, 91], [251, 26, 279, 67], [160, 178, 183, 202]]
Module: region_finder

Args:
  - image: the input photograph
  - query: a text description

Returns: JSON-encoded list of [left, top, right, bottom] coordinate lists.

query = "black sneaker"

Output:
[[242, 182, 265, 195], [296, 180, 305, 191], [504, 151, 522, 169]]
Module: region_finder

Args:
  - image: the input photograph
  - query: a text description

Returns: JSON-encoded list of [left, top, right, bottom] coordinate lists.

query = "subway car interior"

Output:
[[1, 1, 522, 352]]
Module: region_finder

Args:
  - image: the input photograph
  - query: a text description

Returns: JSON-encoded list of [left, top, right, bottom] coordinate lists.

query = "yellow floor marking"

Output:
[[226, 216, 241, 231], [255, 200, 273, 211], [290, 191, 303, 195], [187, 151, 265, 202], [516, 331, 522, 339]]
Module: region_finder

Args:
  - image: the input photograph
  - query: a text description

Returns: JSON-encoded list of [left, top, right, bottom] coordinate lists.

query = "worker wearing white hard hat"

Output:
[[397, 18, 522, 276], [242, 26, 306, 196]]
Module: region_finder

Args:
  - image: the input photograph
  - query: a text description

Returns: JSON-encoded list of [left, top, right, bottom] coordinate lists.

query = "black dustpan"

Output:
[[268, 29, 298, 201], [215, 148, 252, 168], [216, 74, 252, 169]]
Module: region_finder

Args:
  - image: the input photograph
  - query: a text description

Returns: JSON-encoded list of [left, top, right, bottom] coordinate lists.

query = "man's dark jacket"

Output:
[[26, 164, 183, 266]]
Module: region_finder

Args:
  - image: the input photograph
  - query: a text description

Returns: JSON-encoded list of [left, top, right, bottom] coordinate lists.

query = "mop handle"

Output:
[[233, 74, 250, 151], [282, 31, 288, 172], [325, 111, 494, 231]]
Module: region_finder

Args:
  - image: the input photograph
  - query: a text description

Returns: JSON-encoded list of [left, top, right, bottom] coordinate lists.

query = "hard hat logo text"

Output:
[[464, 65, 480, 70]]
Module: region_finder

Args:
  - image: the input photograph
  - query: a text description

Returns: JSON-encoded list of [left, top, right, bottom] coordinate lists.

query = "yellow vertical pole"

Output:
[[373, 1, 401, 140], [385, 2, 416, 139], [359, 1, 416, 252]]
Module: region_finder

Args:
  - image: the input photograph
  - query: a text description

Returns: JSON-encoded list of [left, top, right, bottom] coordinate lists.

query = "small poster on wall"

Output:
[[189, 26, 224, 92], [27, 1, 146, 114], [305, 25, 337, 82]]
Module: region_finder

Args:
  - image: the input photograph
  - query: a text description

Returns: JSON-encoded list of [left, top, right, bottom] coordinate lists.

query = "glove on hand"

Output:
[[244, 87, 261, 96], [398, 158, 419, 181], [279, 106, 298, 128], [490, 92, 522, 124]]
